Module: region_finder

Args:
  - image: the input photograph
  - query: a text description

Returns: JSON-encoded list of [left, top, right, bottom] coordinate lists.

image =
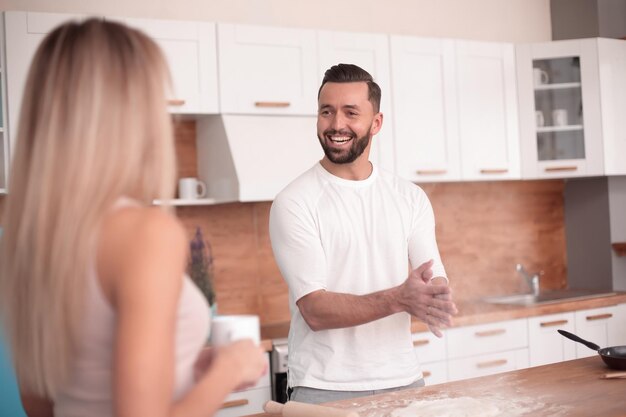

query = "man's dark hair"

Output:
[[318, 64, 381, 113]]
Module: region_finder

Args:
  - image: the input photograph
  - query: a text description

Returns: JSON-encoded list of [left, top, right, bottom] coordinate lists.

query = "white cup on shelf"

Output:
[[535, 111, 545, 127], [178, 177, 207, 200], [552, 109, 568, 126], [533, 68, 549, 86]]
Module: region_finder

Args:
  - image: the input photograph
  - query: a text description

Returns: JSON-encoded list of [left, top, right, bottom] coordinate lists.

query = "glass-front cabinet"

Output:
[[516, 39, 605, 179]]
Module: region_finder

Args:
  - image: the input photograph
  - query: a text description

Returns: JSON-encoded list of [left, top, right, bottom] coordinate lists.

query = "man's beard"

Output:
[[317, 128, 371, 164]]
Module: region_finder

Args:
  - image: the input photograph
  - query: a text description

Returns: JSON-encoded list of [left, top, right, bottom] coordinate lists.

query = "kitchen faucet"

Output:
[[515, 264, 540, 296]]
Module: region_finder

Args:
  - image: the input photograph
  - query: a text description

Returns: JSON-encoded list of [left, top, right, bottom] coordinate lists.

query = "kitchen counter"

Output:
[[260, 292, 626, 338], [245, 356, 626, 416]]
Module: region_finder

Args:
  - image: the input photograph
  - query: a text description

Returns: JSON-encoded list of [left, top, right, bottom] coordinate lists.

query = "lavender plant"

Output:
[[187, 226, 215, 306]]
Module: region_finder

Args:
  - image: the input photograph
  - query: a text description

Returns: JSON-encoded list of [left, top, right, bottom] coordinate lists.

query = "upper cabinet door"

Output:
[[111, 17, 219, 115], [4, 12, 93, 160], [516, 39, 604, 179], [598, 39, 626, 177], [456, 40, 520, 181], [217, 23, 318, 116], [390, 36, 461, 183], [317, 30, 395, 172]]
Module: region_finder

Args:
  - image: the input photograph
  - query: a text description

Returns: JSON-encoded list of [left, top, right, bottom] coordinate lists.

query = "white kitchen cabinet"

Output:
[[109, 17, 219, 115], [446, 318, 528, 359], [412, 330, 447, 363], [445, 319, 528, 381], [448, 348, 529, 382], [390, 36, 460, 183], [455, 40, 520, 181], [3, 12, 93, 162], [318, 30, 395, 172], [421, 360, 448, 386], [608, 303, 626, 346], [215, 353, 271, 417], [391, 37, 519, 183], [215, 387, 271, 417], [516, 39, 608, 179], [412, 330, 448, 385], [598, 39, 626, 176], [217, 23, 318, 116], [527, 312, 576, 367], [574, 305, 618, 358]]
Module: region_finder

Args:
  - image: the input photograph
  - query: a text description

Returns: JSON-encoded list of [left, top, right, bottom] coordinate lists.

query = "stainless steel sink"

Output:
[[483, 289, 617, 306]]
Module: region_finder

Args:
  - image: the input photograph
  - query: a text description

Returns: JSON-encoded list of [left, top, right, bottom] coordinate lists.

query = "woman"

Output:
[[0, 18, 266, 417]]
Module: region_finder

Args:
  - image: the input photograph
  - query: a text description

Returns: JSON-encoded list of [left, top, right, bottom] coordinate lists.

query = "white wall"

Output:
[[0, 0, 552, 42]]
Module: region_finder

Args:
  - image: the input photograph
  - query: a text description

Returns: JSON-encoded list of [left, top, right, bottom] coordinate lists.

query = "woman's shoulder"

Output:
[[104, 205, 186, 245], [97, 205, 188, 300]]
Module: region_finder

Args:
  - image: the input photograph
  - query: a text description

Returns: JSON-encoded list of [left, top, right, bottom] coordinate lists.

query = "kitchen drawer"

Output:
[[447, 348, 529, 381], [216, 386, 271, 417], [528, 312, 576, 367], [574, 305, 618, 359], [421, 360, 448, 386], [412, 330, 446, 363], [446, 318, 527, 359], [609, 303, 626, 346]]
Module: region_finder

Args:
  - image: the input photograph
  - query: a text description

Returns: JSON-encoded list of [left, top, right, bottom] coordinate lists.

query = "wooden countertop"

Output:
[[246, 357, 626, 416], [261, 292, 626, 339]]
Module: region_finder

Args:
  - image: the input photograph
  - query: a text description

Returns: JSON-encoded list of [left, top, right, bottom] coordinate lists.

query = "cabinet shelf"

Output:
[[152, 198, 219, 206], [612, 243, 626, 257], [0, 188, 7, 194], [536, 125, 584, 133], [534, 82, 582, 91]]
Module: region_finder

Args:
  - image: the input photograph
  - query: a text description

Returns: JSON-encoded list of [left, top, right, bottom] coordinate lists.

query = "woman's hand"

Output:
[[214, 340, 268, 390], [193, 346, 217, 382]]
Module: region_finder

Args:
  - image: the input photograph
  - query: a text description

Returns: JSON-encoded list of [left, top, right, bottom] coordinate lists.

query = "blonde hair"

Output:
[[0, 18, 176, 397]]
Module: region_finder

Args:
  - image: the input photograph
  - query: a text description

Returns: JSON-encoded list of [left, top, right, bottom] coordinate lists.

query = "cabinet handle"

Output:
[[416, 169, 447, 175], [540, 319, 569, 327], [586, 313, 613, 321], [475, 329, 506, 337], [479, 169, 508, 174], [167, 99, 186, 106], [254, 101, 291, 108], [544, 166, 578, 172], [422, 370, 432, 378], [221, 399, 249, 409], [413, 339, 430, 347], [476, 359, 508, 369]]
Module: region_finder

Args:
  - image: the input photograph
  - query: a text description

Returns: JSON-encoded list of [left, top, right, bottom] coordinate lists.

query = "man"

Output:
[[269, 63, 457, 404]]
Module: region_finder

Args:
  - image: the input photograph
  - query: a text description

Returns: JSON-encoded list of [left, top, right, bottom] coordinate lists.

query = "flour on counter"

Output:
[[390, 397, 499, 417], [350, 392, 570, 417]]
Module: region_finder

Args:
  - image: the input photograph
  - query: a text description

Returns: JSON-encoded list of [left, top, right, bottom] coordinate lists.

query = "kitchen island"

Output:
[[246, 357, 626, 416]]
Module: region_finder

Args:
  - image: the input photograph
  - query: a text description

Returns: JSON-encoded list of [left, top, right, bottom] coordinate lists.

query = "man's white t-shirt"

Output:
[[269, 162, 447, 391]]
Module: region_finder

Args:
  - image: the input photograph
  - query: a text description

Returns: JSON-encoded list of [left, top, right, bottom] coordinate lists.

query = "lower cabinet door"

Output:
[[447, 348, 529, 382], [215, 387, 271, 417], [574, 306, 618, 359], [528, 312, 576, 367], [421, 360, 448, 386]]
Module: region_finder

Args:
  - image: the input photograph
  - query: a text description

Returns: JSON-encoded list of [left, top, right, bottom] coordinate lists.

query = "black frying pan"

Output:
[[558, 329, 626, 370]]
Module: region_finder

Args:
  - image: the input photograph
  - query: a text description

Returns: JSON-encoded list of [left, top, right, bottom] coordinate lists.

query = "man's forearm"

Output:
[[297, 287, 404, 331]]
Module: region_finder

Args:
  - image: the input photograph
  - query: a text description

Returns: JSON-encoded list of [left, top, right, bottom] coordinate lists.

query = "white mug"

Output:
[[535, 111, 545, 127], [210, 315, 260, 347], [552, 109, 568, 126], [178, 177, 207, 200], [533, 68, 549, 86]]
